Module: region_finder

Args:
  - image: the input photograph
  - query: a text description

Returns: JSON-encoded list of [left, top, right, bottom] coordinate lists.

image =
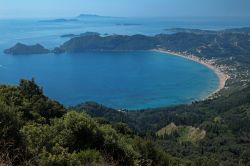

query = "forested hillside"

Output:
[[0, 79, 188, 166], [75, 83, 250, 165], [4, 79, 248, 165]]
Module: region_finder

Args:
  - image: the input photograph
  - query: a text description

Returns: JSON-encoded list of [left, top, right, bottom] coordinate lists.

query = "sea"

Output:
[[0, 16, 249, 109]]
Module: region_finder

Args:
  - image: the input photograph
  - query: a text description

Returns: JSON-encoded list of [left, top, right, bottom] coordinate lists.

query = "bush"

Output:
[[0, 103, 22, 140], [39, 144, 103, 166]]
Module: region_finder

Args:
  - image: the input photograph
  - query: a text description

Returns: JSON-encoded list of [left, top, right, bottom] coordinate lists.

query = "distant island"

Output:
[[39, 18, 78, 23], [61, 32, 101, 38], [4, 43, 50, 55], [39, 13, 111, 23], [38, 14, 112, 23], [78, 14, 101, 18], [77, 14, 111, 19], [166, 27, 250, 34]]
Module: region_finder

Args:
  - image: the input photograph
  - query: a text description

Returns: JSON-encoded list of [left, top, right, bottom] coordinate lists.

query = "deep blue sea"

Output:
[[0, 17, 249, 109]]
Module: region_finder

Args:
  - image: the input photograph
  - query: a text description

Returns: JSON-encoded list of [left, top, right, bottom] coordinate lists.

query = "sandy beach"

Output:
[[153, 49, 229, 98]]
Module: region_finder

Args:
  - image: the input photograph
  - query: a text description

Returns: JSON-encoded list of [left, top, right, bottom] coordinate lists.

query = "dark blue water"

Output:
[[1, 17, 247, 109]]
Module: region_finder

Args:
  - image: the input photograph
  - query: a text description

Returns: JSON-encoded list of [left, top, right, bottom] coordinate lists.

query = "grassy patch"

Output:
[[156, 123, 206, 143]]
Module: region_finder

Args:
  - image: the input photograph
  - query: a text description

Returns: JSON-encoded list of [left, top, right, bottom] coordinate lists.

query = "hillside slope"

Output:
[[75, 84, 250, 165], [0, 79, 186, 166]]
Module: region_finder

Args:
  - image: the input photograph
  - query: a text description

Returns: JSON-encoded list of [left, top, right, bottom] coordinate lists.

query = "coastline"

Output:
[[153, 49, 229, 99]]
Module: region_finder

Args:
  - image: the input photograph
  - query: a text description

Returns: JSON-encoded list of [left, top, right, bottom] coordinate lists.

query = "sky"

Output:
[[0, 0, 250, 18]]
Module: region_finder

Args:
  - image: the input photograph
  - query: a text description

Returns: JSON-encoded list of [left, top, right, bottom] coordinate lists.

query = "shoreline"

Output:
[[153, 49, 229, 99]]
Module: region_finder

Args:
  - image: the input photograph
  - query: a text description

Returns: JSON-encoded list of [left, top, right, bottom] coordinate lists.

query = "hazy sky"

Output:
[[1, 0, 250, 18]]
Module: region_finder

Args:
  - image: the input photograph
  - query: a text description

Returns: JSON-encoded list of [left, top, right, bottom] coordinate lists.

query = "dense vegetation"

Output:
[[75, 83, 250, 165], [5, 79, 249, 165], [0, 79, 187, 166]]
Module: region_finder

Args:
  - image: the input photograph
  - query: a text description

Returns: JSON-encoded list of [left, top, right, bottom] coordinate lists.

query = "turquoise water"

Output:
[[0, 50, 218, 109], [1, 17, 246, 109]]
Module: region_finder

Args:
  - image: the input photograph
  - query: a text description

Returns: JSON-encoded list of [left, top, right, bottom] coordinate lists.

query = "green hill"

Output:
[[0, 79, 186, 166], [75, 84, 250, 165]]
